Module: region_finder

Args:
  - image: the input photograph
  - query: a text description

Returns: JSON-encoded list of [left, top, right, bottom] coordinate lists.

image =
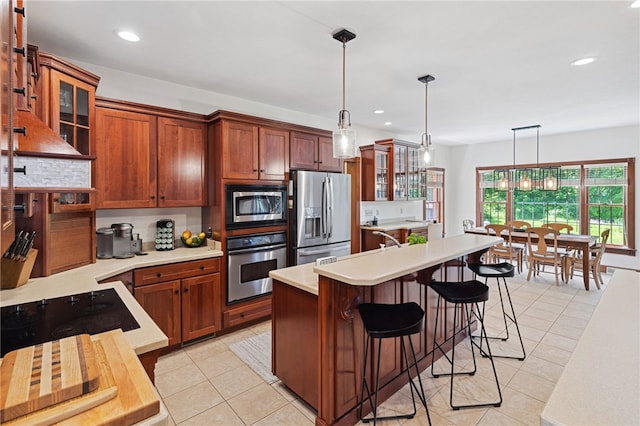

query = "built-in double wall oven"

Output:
[[225, 184, 288, 304]]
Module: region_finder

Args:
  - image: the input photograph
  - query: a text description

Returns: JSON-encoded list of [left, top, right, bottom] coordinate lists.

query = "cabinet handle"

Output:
[[200, 265, 205, 270], [13, 47, 25, 57], [14, 6, 25, 16], [318, 161, 323, 164], [13, 166, 26, 175], [174, 289, 179, 294], [13, 87, 26, 96], [150, 195, 156, 200], [13, 127, 26, 135], [160, 195, 165, 200], [184, 288, 189, 293], [156, 273, 162, 278], [260, 169, 264, 173]]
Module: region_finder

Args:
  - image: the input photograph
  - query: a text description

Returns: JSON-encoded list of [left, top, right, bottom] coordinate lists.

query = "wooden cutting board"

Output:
[[3, 329, 160, 426], [0, 334, 100, 422]]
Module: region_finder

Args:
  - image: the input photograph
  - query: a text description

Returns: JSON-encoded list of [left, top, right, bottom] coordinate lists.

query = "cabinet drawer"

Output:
[[134, 258, 221, 286], [223, 297, 272, 328]]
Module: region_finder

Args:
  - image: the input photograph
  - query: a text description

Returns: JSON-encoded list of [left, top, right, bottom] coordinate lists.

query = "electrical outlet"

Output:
[[316, 256, 338, 266]]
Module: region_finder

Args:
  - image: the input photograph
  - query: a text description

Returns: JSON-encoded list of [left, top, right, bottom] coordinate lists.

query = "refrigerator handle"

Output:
[[321, 177, 327, 237], [327, 177, 333, 238]]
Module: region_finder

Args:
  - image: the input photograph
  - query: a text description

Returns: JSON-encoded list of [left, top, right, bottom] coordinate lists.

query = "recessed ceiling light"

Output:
[[117, 31, 140, 42], [631, 0, 640, 8], [373, 109, 385, 114], [384, 122, 392, 126], [571, 57, 596, 66]]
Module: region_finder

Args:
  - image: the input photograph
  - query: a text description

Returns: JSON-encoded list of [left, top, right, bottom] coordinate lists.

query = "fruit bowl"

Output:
[[181, 231, 206, 248]]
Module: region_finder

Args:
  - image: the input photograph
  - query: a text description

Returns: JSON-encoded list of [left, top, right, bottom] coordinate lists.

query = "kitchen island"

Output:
[[270, 233, 501, 426]]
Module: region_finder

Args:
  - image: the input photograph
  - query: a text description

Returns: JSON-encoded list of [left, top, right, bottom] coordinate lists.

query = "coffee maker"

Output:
[[111, 223, 135, 258]]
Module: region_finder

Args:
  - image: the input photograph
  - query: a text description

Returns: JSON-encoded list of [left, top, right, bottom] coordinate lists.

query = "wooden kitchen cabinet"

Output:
[[157, 116, 205, 206], [95, 100, 206, 209], [361, 228, 405, 252], [1, 0, 16, 255], [95, 107, 157, 209], [36, 52, 100, 212], [221, 121, 288, 180], [360, 144, 391, 201], [290, 132, 342, 172], [377, 139, 426, 200], [133, 258, 221, 346]]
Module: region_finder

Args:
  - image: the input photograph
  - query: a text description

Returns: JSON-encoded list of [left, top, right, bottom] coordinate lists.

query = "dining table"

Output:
[[464, 227, 599, 290]]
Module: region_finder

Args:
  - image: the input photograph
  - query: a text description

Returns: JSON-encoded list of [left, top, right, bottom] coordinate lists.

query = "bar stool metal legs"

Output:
[[430, 280, 502, 410], [358, 302, 431, 425], [468, 262, 526, 361]]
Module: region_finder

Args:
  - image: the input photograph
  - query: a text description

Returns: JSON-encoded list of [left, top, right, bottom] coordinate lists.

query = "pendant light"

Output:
[[510, 124, 560, 191], [332, 29, 358, 158], [418, 75, 435, 166]]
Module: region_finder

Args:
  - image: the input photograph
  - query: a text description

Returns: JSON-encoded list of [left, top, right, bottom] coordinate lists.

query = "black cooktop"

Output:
[[1, 288, 140, 357]]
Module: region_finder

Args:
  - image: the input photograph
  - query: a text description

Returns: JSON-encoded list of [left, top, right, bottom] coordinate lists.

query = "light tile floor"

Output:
[[155, 270, 608, 425]]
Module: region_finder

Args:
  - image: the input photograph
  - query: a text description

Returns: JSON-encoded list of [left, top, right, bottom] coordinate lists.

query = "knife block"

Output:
[[1, 249, 38, 289]]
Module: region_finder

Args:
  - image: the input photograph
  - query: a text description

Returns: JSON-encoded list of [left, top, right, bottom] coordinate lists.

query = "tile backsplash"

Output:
[[360, 200, 423, 224]]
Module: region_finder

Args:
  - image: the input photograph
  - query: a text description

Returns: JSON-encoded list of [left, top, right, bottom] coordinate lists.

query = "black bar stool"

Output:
[[358, 302, 431, 425], [467, 262, 526, 361], [430, 279, 502, 410]]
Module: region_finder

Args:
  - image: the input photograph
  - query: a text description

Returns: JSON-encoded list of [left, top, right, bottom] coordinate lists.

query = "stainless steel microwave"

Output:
[[225, 184, 287, 229]]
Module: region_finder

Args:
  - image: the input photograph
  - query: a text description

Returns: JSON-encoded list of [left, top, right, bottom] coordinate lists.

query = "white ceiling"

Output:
[[27, 1, 640, 146]]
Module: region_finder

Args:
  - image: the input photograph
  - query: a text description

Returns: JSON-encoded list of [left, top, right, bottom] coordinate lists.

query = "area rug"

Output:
[[229, 331, 278, 384]]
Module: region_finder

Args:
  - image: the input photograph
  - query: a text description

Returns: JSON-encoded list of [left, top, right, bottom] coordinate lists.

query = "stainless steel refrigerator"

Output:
[[289, 170, 351, 265]]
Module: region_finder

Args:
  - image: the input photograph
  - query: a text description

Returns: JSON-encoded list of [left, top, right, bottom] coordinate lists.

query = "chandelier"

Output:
[[494, 125, 560, 191]]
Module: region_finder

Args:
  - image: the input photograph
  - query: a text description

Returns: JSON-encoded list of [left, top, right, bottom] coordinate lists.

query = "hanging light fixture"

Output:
[[418, 75, 436, 166], [331, 29, 358, 158], [511, 124, 560, 191]]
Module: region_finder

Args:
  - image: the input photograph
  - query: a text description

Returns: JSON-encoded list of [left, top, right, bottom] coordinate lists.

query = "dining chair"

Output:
[[485, 224, 524, 273], [525, 227, 564, 285], [563, 229, 610, 289], [543, 223, 573, 234], [506, 220, 531, 232]]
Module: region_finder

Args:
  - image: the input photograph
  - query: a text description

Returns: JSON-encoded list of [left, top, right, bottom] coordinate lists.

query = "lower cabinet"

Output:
[[361, 228, 405, 252], [133, 258, 221, 346], [222, 297, 272, 329]]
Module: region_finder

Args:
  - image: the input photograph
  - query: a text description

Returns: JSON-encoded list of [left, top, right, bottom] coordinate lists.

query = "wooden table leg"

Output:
[[581, 242, 590, 291]]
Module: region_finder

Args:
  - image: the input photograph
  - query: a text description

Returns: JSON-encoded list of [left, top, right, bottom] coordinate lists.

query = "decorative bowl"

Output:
[[181, 235, 205, 248]]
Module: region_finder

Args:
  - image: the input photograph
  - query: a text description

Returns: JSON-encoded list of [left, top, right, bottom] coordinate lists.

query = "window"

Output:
[[477, 158, 635, 255], [425, 168, 444, 223]]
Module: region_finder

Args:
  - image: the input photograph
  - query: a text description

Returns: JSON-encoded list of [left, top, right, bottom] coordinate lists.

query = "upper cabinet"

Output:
[[220, 120, 288, 180], [376, 139, 426, 201], [290, 132, 342, 172], [157, 116, 205, 206], [36, 52, 100, 211], [360, 144, 391, 201], [95, 100, 206, 209]]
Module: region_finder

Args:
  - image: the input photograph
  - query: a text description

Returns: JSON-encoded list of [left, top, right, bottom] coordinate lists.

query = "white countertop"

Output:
[[0, 246, 224, 355], [540, 269, 640, 426], [270, 234, 501, 292]]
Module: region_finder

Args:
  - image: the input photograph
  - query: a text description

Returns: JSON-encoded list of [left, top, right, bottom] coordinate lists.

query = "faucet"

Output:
[[372, 231, 402, 248]]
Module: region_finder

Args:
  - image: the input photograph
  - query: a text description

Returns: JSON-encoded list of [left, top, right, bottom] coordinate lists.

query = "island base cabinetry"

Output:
[[272, 265, 468, 425]]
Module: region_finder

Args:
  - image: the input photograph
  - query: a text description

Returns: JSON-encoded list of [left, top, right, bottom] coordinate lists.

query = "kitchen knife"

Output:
[[11, 232, 28, 260], [19, 231, 36, 261], [3, 230, 23, 258]]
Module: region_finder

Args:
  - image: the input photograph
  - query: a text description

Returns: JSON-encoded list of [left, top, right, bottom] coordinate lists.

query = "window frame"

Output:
[[476, 157, 635, 256]]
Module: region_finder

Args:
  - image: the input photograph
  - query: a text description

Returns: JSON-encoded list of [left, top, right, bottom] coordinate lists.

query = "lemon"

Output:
[[185, 237, 193, 245], [198, 232, 206, 240], [182, 230, 192, 239]]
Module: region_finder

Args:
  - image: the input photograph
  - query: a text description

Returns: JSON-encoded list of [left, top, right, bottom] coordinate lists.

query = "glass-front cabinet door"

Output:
[[375, 148, 389, 200], [393, 144, 407, 199], [49, 69, 95, 212], [407, 146, 427, 199]]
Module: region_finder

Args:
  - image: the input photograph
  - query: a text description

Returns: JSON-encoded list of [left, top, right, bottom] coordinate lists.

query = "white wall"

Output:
[[445, 125, 640, 270]]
